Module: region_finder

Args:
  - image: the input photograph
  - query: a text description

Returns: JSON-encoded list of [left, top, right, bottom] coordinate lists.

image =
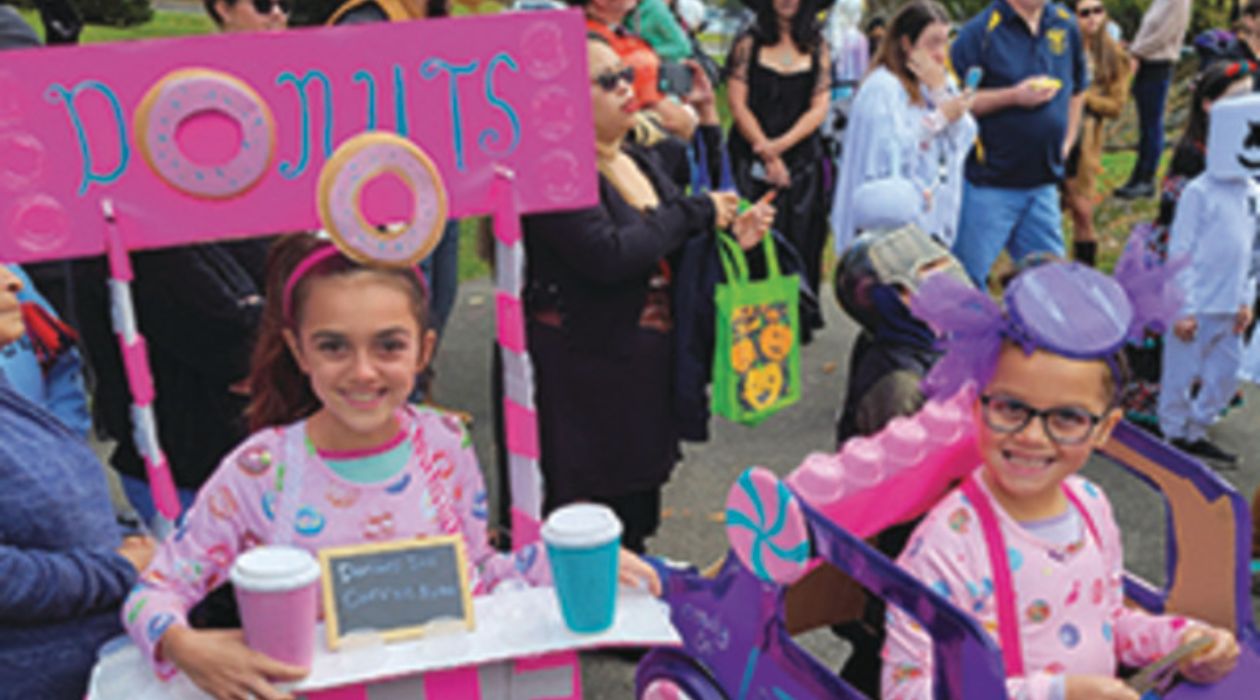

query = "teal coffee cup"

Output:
[[542, 503, 623, 634]]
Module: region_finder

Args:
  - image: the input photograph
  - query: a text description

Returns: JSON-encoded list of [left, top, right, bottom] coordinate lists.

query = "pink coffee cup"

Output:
[[230, 545, 321, 668]]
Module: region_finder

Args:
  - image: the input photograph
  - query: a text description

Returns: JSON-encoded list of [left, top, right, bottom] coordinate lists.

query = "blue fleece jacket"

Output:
[[0, 378, 137, 699]]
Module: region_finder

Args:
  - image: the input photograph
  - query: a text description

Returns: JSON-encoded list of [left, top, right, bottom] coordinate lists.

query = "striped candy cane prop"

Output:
[[101, 198, 181, 532]]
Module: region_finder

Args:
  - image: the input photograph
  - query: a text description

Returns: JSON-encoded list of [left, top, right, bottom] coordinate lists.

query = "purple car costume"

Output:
[[882, 472, 1195, 699], [122, 405, 549, 677], [881, 259, 1205, 699]]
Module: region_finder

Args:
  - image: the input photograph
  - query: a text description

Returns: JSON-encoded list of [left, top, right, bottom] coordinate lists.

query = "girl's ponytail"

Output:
[[246, 234, 329, 431]]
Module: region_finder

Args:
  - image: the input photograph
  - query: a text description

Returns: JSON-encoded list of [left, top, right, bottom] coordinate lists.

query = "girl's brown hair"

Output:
[[871, 0, 951, 106], [245, 233, 429, 431]]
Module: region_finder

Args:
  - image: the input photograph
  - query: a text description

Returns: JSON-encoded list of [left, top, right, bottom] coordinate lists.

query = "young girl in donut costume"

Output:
[[881, 261, 1240, 699], [121, 234, 660, 700]]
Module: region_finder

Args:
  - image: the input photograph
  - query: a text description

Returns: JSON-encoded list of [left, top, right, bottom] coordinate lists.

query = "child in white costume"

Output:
[[1158, 93, 1260, 465]]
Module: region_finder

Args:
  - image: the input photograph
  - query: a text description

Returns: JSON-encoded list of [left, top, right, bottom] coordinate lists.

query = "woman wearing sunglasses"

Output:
[[1061, 0, 1129, 267], [203, 0, 289, 32], [518, 38, 775, 553]]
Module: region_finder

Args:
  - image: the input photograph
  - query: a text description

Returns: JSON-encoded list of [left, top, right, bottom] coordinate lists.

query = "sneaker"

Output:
[[1171, 437, 1239, 468], [1113, 181, 1155, 199]]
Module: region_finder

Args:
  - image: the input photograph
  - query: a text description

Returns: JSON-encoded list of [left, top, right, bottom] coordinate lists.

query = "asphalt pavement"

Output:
[[433, 275, 1260, 698]]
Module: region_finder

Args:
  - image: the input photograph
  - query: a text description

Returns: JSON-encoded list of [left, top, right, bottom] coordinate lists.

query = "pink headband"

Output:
[[281, 243, 429, 324]]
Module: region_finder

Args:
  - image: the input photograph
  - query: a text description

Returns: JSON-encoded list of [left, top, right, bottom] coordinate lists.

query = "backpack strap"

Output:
[[960, 475, 1026, 677], [961, 475, 1103, 680]]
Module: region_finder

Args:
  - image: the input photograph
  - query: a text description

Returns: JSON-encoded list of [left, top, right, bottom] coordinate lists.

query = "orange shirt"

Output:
[[587, 18, 665, 107]]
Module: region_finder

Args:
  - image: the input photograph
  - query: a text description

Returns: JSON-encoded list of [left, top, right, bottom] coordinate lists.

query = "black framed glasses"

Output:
[[592, 66, 635, 92], [1077, 5, 1104, 17], [250, 0, 291, 14], [979, 394, 1104, 445]]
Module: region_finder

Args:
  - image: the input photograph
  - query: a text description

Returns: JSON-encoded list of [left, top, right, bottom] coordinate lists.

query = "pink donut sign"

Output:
[[134, 68, 275, 200]]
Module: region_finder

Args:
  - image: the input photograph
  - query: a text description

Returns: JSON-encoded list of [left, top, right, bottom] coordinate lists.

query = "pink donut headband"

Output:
[[282, 242, 429, 325]]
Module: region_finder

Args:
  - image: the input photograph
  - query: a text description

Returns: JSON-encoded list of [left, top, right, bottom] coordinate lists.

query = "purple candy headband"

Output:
[[909, 247, 1186, 399], [282, 241, 429, 325]]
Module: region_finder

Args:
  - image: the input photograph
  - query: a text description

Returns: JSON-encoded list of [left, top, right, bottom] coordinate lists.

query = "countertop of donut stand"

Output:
[[88, 586, 678, 699]]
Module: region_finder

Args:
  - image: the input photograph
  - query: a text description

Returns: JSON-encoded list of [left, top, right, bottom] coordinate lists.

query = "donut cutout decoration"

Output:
[[134, 68, 275, 200], [725, 467, 811, 585], [317, 131, 448, 268]]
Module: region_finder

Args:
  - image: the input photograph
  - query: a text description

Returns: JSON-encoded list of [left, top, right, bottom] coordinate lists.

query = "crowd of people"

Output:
[[2, 0, 1259, 698]]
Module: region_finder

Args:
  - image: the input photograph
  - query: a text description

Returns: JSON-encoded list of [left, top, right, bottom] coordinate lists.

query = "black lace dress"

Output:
[[727, 31, 830, 329]]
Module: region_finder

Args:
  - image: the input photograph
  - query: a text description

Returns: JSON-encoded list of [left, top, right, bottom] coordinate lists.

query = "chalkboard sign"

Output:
[[318, 536, 475, 649]]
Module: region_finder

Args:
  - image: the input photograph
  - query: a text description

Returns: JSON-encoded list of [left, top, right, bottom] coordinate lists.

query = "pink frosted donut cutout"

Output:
[[317, 132, 447, 267], [135, 68, 274, 200]]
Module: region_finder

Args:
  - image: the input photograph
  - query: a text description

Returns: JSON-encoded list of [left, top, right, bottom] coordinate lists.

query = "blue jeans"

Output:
[[1130, 61, 1173, 184], [120, 472, 198, 528], [952, 182, 1065, 287]]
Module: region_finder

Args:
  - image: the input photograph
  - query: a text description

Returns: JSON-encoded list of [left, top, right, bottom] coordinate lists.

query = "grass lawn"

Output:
[[17, 8, 214, 42]]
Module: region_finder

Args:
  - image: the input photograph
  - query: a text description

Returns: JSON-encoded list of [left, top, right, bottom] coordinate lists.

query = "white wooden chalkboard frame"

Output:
[[318, 536, 475, 650]]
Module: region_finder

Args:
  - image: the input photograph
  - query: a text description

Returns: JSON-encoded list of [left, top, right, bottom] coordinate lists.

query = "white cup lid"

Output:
[[229, 545, 321, 592], [541, 503, 623, 548]]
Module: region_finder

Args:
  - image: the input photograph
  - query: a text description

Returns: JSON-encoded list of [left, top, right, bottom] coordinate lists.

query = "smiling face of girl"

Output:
[[284, 271, 435, 452], [974, 345, 1121, 521]]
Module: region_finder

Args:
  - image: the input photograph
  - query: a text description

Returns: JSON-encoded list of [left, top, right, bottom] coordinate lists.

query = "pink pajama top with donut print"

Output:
[[122, 405, 549, 678], [882, 473, 1198, 700]]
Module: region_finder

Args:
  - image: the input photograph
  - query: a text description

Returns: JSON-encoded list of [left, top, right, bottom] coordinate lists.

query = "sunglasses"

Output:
[[250, 0, 291, 14], [592, 66, 635, 92], [1077, 5, 1104, 17]]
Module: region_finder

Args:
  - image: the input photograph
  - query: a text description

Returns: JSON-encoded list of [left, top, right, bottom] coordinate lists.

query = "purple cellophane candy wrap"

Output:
[[1113, 222, 1189, 340], [910, 255, 1186, 398], [1005, 263, 1132, 359], [909, 273, 1004, 398]]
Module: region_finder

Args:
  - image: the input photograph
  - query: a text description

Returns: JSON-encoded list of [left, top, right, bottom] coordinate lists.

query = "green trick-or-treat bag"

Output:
[[712, 230, 801, 425]]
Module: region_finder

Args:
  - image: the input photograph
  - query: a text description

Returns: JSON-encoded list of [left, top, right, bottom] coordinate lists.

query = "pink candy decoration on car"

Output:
[[785, 385, 980, 539]]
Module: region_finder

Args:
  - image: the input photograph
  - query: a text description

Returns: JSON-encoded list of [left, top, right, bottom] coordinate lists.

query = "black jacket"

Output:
[[69, 239, 270, 489]]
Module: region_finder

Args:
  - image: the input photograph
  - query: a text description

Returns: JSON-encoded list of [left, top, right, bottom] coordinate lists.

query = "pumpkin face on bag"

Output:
[[759, 323, 793, 362], [732, 338, 757, 373], [742, 363, 784, 411]]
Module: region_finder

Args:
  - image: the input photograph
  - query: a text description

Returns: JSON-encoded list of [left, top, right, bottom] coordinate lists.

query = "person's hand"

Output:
[[765, 157, 791, 188], [161, 626, 309, 700], [731, 191, 777, 250], [707, 191, 740, 229], [1064, 674, 1140, 699], [117, 535, 157, 574], [1012, 75, 1059, 108], [906, 48, 946, 91], [617, 549, 662, 597], [940, 93, 973, 123], [1179, 625, 1241, 684], [754, 138, 786, 161], [1234, 305, 1253, 335], [1173, 316, 1198, 342], [1128, 54, 1139, 76], [683, 59, 715, 111]]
